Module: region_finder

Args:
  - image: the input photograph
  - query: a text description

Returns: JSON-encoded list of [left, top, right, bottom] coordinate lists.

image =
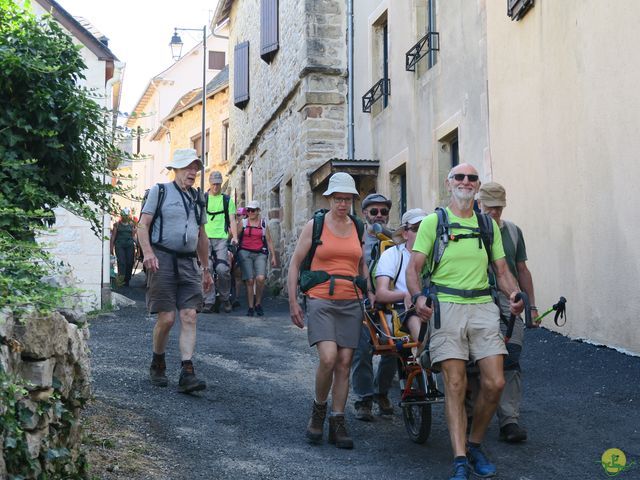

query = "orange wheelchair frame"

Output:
[[363, 303, 444, 443]]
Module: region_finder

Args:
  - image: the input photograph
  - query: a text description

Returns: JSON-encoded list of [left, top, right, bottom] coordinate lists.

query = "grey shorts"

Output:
[[238, 249, 268, 280], [146, 248, 203, 314], [306, 298, 363, 348], [429, 302, 508, 367]]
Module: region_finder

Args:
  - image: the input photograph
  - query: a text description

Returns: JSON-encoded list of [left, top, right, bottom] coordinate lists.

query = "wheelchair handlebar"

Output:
[[417, 293, 440, 343], [505, 291, 532, 341]]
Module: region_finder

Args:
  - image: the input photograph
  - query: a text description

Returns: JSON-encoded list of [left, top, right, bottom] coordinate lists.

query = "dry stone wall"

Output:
[[0, 309, 91, 478]]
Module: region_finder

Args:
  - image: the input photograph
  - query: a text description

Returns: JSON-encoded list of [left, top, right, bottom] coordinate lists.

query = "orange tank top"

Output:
[[307, 220, 362, 300]]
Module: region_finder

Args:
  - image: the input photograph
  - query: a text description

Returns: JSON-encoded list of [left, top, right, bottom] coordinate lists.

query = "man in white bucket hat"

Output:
[[137, 148, 212, 394]]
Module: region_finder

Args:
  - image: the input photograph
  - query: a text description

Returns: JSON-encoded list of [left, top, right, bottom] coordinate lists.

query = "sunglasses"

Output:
[[450, 173, 479, 182], [406, 223, 421, 233], [246, 208, 258, 212], [368, 208, 389, 216]]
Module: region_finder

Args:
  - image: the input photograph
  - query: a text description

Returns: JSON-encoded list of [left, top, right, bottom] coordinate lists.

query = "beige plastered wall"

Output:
[[486, 1, 640, 354]]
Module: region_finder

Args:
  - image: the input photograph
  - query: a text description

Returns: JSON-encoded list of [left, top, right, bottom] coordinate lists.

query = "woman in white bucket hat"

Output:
[[287, 172, 374, 450]]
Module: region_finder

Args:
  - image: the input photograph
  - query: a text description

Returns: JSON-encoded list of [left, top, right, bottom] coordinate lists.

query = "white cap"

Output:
[[322, 172, 359, 196], [166, 148, 203, 170]]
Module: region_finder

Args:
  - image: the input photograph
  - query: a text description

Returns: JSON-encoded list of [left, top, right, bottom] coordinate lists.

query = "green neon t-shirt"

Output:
[[204, 194, 236, 239], [412, 208, 505, 304]]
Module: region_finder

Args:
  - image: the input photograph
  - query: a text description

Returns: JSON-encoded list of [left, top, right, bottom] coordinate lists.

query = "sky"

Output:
[[56, 0, 220, 115]]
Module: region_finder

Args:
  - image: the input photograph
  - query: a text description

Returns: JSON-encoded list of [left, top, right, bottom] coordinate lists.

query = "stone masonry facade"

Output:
[[226, 0, 348, 293]]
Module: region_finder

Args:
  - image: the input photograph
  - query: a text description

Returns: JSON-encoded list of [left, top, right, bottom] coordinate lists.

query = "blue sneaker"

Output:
[[449, 458, 471, 480], [467, 444, 497, 477]]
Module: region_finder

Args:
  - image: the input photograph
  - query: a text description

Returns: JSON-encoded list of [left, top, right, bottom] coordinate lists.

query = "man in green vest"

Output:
[[203, 171, 238, 313]]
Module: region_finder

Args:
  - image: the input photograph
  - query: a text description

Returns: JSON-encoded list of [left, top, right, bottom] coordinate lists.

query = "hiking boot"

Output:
[[449, 458, 471, 480], [255, 304, 264, 316], [202, 304, 215, 314], [222, 300, 232, 313], [467, 444, 497, 478], [499, 423, 527, 443], [328, 415, 353, 449], [354, 398, 373, 421], [374, 394, 394, 415], [178, 362, 206, 394], [305, 401, 327, 444], [149, 360, 168, 387], [247, 307, 255, 317]]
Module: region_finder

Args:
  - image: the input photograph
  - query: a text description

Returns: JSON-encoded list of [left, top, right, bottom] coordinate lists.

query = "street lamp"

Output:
[[169, 25, 207, 193]]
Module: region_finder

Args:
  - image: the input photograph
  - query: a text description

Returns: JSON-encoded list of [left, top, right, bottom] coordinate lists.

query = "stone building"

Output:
[[214, 0, 380, 289]]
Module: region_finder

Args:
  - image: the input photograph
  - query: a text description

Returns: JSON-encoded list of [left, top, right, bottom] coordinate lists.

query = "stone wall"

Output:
[[0, 309, 91, 478], [227, 0, 349, 293]]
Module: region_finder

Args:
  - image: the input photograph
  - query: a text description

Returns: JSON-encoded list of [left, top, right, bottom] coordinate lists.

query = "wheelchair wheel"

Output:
[[400, 370, 432, 444]]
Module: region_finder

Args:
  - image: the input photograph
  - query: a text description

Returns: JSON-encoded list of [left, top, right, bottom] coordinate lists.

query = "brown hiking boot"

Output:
[[328, 415, 354, 449], [374, 394, 394, 415], [149, 359, 168, 387], [178, 362, 206, 394], [306, 401, 327, 444]]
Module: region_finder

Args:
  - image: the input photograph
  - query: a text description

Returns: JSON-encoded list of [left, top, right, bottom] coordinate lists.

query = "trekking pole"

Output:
[[534, 296, 567, 327], [505, 291, 531, 343], [418, 293, 440, 342]]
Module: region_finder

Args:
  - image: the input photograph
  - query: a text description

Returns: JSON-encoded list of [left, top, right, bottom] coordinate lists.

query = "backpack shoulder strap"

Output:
[[430, 207, 449, 273], [502, 219, 519, 250], [348, 214, 365, 244], [475, 212, 494, 261], [151, 183, 167, 245], [301, 209, 327, 271], [389, 245, 405, 290], [223, 194, 231, 233]]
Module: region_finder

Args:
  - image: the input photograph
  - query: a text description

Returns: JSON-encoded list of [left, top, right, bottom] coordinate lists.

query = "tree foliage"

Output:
[[0, 0, 125, 240]]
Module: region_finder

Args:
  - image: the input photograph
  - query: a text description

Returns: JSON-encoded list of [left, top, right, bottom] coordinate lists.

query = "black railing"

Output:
[[362, 78, 390, 113], [507, 0, 534, 21], [405, 31, 439, 72]]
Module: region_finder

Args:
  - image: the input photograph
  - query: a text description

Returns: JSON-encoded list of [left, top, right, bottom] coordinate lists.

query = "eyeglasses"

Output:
[[332, 196, 353, 204], [368, 208, 389, 216], [246, 208, 257, 212], [406, 223, 421, 233], [449, 173, 479, 182]]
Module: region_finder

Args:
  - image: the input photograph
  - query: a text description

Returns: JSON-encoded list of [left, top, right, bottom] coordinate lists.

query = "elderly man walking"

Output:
[[474, 182, 539, 443], [137, 149, 213, 393], [202, 170, 238, 313], [407, 163, 524, 480]]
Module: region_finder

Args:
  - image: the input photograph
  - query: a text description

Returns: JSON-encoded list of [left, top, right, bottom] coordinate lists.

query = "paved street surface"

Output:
[[88, 273, 640, 480]]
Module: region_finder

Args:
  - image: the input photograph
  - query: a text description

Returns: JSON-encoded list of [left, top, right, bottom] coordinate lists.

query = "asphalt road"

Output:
[[88, 274, 640, 480]]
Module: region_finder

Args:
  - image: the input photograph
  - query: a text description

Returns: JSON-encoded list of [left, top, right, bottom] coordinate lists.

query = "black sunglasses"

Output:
[[369, 208, 389, 216], [450, 173, 479, 182], [246, 208, 257, 212], [406, 223, 421, 232]]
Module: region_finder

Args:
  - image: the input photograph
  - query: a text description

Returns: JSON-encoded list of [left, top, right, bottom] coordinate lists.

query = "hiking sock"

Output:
[[329, 411, 344, 417], [152, 352, 165, 363], [181, 359, 193, 368], [467, 441, 481, 449], [314, 399, 327, 407]]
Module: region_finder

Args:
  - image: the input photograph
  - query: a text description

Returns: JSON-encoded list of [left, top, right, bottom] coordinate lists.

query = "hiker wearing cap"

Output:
[[237, 200, 277, 316], [375, 209, 428, 342], [287, 172, 374, 450], [202, 170, 238, 314], [351, 192, 396, 420], [110, 207, 137, 287], [471, 181, 538, 444], [406, 163, 524, 480], [137, 148, 213, 394]]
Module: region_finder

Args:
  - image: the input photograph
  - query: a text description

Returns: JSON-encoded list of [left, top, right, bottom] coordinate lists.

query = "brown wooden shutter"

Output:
[[234, 41, 250, 109], [260, 0, 279, 62], [208, 51, 226, 70]]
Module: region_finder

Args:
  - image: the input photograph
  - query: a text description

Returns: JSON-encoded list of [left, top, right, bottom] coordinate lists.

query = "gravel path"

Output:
[[86, 273, 640, 479]]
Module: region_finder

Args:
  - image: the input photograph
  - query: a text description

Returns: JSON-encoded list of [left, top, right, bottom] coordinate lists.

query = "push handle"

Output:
[[505, 291, 531, 342], [417, 293, 440, 342]]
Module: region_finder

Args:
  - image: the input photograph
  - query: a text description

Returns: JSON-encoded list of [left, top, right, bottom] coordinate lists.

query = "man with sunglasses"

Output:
[[351, 193, 397, 420], [407, 164, 524, 480]]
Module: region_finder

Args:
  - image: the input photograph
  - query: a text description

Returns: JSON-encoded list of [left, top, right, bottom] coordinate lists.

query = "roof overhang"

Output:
[[214, 0, 234, 26], [309, 158, 379, 191]]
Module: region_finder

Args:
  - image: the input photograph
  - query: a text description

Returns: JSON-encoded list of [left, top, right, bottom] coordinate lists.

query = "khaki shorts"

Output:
[[428, 302, 507, 367], [146, 248, 203, 314], [238, 249, 268, 280], [306, 298, 362, 349]]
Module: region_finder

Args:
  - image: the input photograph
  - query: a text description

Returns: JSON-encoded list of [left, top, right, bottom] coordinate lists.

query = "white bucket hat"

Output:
[[323, 172, 359, 196], [392, 208, 428, 244], [166, 148, 203, 170]]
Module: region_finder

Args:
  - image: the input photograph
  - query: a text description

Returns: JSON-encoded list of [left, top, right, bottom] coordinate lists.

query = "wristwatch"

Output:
[[411, 292, 425, 305]]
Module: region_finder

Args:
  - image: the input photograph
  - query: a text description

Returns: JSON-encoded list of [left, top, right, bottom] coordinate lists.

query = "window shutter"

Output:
[[234, 41, 250, 109], [208, 51, 226, 70], [260, 0, 279, 62]]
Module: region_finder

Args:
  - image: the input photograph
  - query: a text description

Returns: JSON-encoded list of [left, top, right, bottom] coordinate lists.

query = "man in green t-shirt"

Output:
[[406, 163, 524, 480], [203, 171, 238, 313], [472, 182, 539, 444]]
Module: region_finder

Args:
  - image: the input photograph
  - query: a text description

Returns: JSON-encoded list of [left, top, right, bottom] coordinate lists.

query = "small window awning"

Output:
[[309, 158, 379, 191]]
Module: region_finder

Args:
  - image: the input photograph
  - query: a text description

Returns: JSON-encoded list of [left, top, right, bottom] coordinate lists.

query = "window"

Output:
[[192, 129, 210, 167], [234, 41, 250, 109], [362, 13, 390, 113], [260, 0, 279, 62], [427, 0, 437, 68], [380, 20, 389, 108], [221, 120, 229, 163], [437, 129, 459, 203], [284, 179, 292, 231], [245, 163, 253, 202], [208, 51, 226, 70]]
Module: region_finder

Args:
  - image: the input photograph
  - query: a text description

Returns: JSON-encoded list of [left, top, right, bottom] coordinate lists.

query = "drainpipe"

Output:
[[347, 0, 355, 160]]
